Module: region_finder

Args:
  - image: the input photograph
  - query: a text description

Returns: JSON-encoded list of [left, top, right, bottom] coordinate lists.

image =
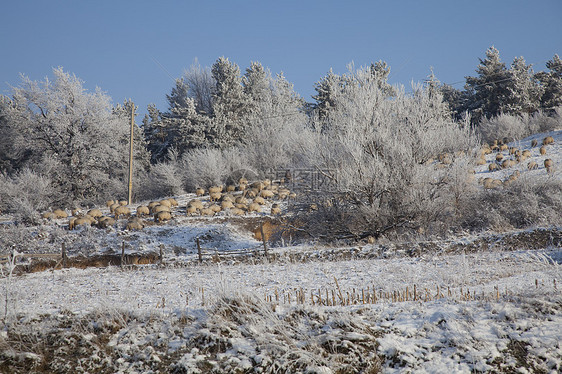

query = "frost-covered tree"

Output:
[[210, 57, 250, 148], [312, 68, 343, 121], [465, 46, 512, 123], [504, 56, 543, 114], [0, 67, 144, 206], [300, 66, 477, 240], [183, 59, 214, 115], [536, 54, 562, 110]]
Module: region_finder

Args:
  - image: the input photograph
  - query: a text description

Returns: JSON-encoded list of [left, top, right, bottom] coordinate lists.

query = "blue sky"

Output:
[[1, 0, 561, 118]]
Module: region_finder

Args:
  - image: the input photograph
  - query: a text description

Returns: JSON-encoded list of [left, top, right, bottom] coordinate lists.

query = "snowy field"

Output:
[[0, 130, 561, 373]]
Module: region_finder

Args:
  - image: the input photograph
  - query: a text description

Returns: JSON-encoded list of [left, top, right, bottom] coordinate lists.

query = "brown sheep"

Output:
[[126, 218, 144, 230], [544, 159, 554, 173], [237, 183, 247, 191], [509, 147, 518, 155], [226, 185, 236, 192], [527, 161, 538, 170], [137, 206, 150, 217], [87, 208, 103, 218], [522, 150, 531, 158], [119, 200, 128, 206], [246, 189, 258, 198], [209, 204, 222, 213], [221, 194, 234, 202], [499, 144, 509, 151], [483, 178, 502, 189], [540, 146, 547, 155], [235, 196, 248, 204], [42, 212, 56, 220], [114, 206, 131, 220], [239, 177, 248, 185], [251, 181, 264, 191], [106, 200, 115, 208], [68, 217, 77, 230], [53, 209, 68, 219], [72, 217, 92, 229], [234, 203, 248, 211], [476, 157, 487, 166], [168, 198, 179, 207], [495, 153, 503, 162], [543, 136, 554, 145], [248, 202, 261, 213], [531, 139, 538, 148], [501, 159, 516, 169], [195, 187, 205, 196], [154, 211, 172, 222], [489, 163, 499, 172], [159, 199, 172, 208]]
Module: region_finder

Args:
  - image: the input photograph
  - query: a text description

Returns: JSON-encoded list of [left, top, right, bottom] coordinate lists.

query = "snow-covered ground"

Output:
[[0, 130, 561, 373]]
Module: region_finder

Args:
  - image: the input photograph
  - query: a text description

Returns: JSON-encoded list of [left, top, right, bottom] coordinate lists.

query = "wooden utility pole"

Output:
[[127, 104, 135, 205]]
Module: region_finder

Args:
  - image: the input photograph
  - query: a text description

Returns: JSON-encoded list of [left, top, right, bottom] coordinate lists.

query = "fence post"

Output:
[[121, 242, 125, 267], [61, 243, 67, 268], [159, 244, 164, 264], [196, 237, 202, 263], [260, 222, 268, 257]]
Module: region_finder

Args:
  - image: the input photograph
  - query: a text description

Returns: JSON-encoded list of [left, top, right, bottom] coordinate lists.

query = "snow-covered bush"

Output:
[[478, 110, 561, 145], [295, 66, 478, 240]]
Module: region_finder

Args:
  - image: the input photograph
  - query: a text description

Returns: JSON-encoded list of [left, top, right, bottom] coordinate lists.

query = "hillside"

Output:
[[0, 131, 561, 373]]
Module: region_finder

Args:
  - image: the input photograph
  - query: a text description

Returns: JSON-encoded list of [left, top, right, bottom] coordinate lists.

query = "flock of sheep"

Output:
[[40, 177, 297, 231]]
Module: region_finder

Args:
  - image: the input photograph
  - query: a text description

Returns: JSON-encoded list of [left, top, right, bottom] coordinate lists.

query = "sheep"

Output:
[[68, 217, 76, 230], [476, 157, 487, 166], [239, 177, 248, 185], [234, 203, 248, 211], [209, 204, 222, 213], [543, 136, 554, 145], [200, 208, 215, 216], [209, 191, 222, 202], [186, 204, 199, 215], [495, 153, 503, 162], [527, 161, 538, 170], [251, 181, 264, 191], [483, 178, 502, 189], [246, 189, 258, 198], [53, 209, 68, 219], [500, 144, 509, 151], [544, 159, 554, 173], [235, 196, 248, 204], [254, 196, 266, 205], [119, 200, 128, 206], [221, 200, 234, 210], [114, 206, 131, 220], [195, 187, 205, 196], [126, 217, 144, 230], [489, 163, 499, 172], [260, 189, 275, 199], [189, 199, 204, 210], [158, 199, 172, 208], [509, 147, 518, 155], [168, 198, 179, 207], [208, 186, 223, 194], [237, 183, 247, 191], [221, 194, 234, 202], [531, 139, 538, 148], [522, 150, 532, 158], [109, 203, 121, 213], [271, 203, 281, 215], [72, 217, 92, 229], [231, 208, 245, 216], [226, 185, 236, 192], [501, 159, 516, 169], [136, 206, 150, 217], [152, 204, 171, 214], [262, 179, 271, 187], [248, 202, 261, 213], [42, 212, 56, 220], [106, 200, 115, 207], [540, 146, 547, 155], [154, 210, 172, 223], [97, 216, 116, 229], [87, 208, 103, 218]]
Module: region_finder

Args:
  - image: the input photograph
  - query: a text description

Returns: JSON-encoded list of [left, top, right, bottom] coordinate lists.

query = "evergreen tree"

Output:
[[536, 54, 562, 110], [312, 68, 342, 120], [368, 60, 395, 96], [465, 46, 511, 123], [505, 56, 543, 114], [210, 57, 250, 148]]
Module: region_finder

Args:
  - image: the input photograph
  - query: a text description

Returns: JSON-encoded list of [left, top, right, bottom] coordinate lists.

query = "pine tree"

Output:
[[465, 46, 512, 123], [312, 68, 342, 120], [210, 57, 250, 148], [505, 56, 543, 114], [536, 54, 562, 110]]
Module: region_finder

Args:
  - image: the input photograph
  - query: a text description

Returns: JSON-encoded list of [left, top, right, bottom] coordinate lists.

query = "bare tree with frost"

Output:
[[0, 67, 148, 208]]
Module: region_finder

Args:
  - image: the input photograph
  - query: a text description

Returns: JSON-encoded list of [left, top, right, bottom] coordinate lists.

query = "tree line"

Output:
[[0, 47, 560, 238]]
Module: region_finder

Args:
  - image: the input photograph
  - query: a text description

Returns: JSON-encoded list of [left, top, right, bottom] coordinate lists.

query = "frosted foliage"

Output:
[[0, 169, 52, 223], [1, 67, 133, 206], [304, 66, 477, 237]]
